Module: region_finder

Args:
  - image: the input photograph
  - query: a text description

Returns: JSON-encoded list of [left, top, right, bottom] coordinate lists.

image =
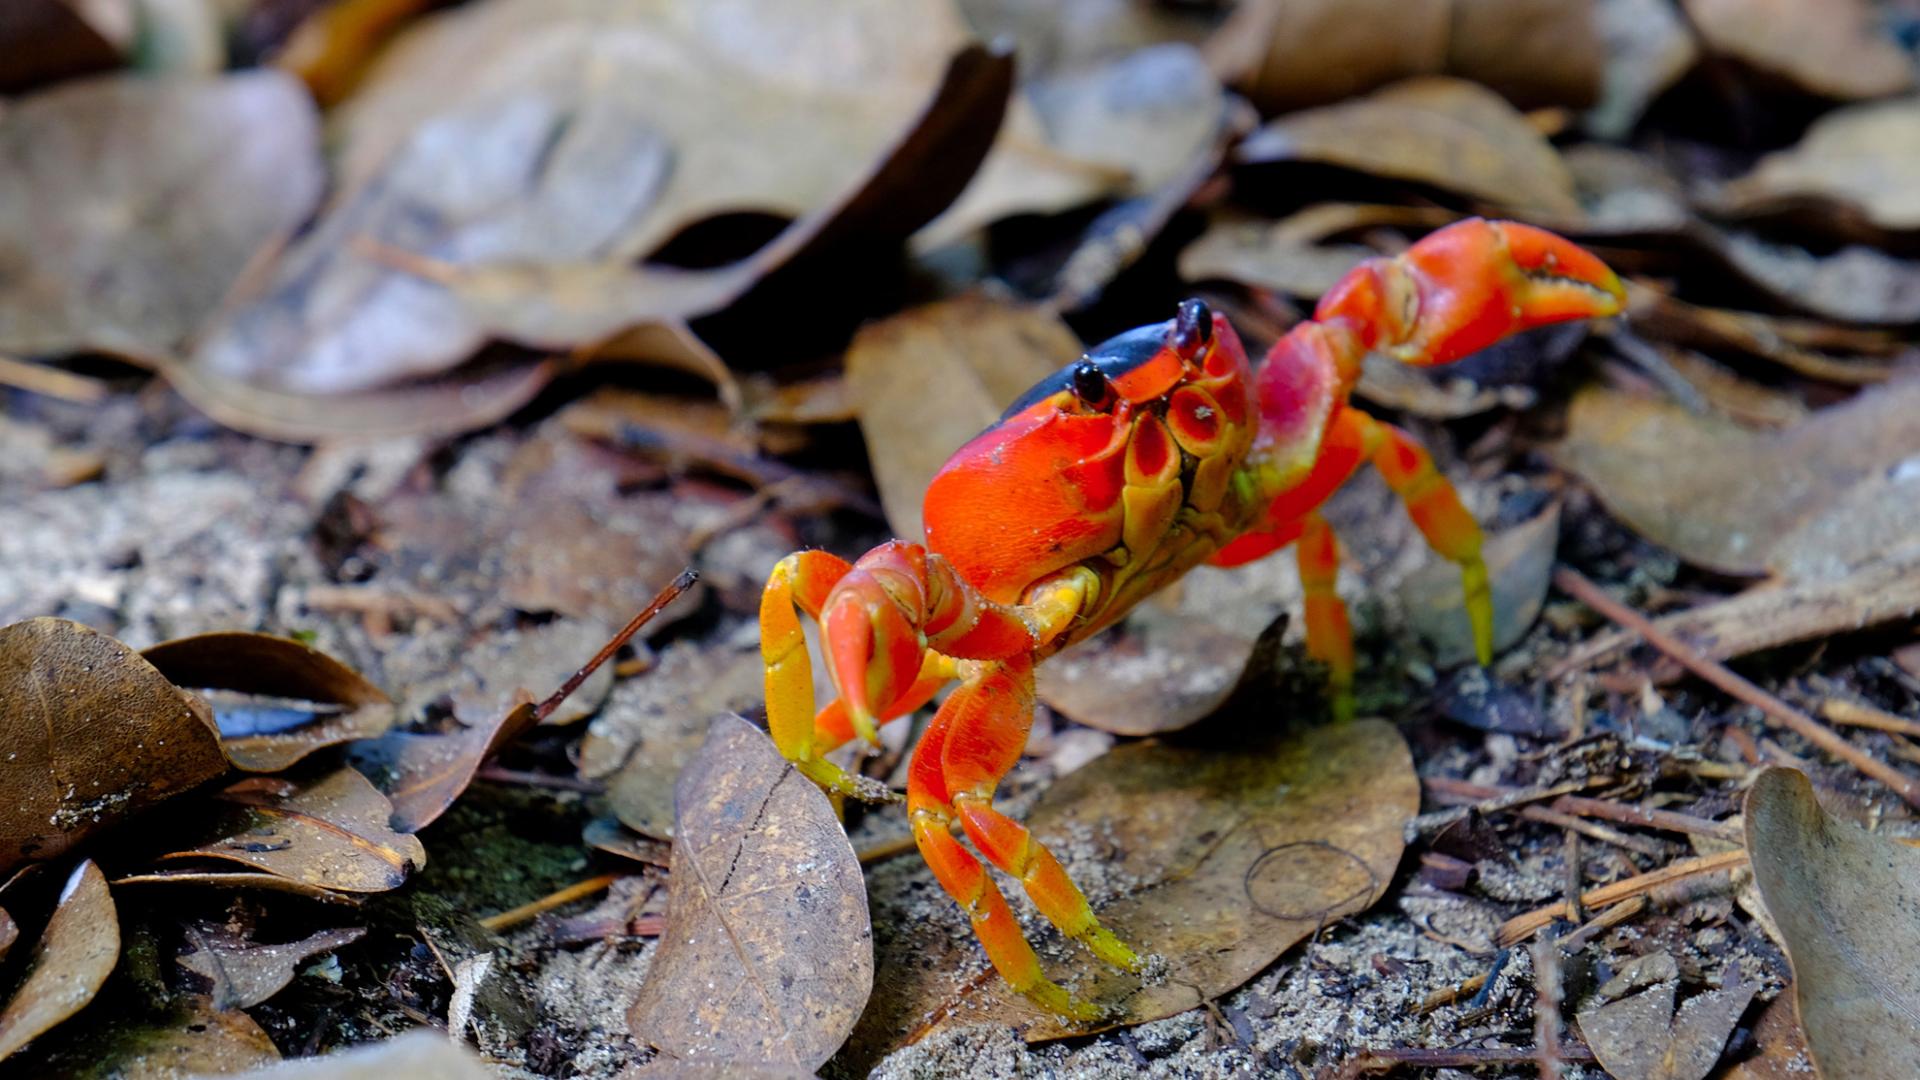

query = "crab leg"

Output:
[[911, 656, 1139, 1020], [1296, 513, 1355, 722], [1354, 413, 1493, 665]]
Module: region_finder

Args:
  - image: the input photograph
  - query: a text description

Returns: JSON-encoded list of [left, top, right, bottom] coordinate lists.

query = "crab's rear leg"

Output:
[[1297, 513, 1357, 722], [911, 656, 1140, 1021]]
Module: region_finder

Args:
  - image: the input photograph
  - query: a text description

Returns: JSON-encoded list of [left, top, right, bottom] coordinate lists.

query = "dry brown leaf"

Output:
[[1589, 0, 1696, 139], [1626, 288, 1899, 386], [0, 860, 118, 1062], [1210, 0, 1599, 114], [14, 990, 281, 1077], [162, 356, 558, 445], [918, 43, 1225, 248], [1551, 382, 1920, 577], [1179, 204, 1460, 298], [0, 71, 321, 361], [1036, 567, 1293, 737], [845, 294, 1078, 541], [190, 0, 976, 397], [1722, 992, 1815, 1080], [141, 631, 396, 773], [1720, 97, 1920, 232], [348, 704, 535, 835], [582, 817, 671, 868], [627, 714, 871, 1074], [1744, 767, 1920, 1078], [1235, 77, 1580, 217], [585, 642, 767, 839], [110, 870, 366, 902], [1577, 971, 1756, 1080], [1685, 0, 1913, 101], [152, 769, 425, 893], [226, 1031, 486, 1080], [845, 719, 1416, 1064], [0, 618, 228, 874], [1717, 230, 1920, 326], [0, 0, 131, 93], [179, 926, 365, 1010], [1404, 504, 1560, 666], [1567, 546, 1920, 676]]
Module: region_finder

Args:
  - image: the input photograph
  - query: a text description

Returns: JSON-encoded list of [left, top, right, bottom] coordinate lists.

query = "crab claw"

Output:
[[1317, 218, 1627, 369], [819, 545, 930, 748]]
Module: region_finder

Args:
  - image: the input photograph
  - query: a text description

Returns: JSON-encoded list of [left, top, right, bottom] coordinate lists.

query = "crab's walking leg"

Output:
[[1296, 513, 1356, 722], [910, 657, 1136, 1021], [1354, 414, 1493, 664], [759, 551, 897, 801]]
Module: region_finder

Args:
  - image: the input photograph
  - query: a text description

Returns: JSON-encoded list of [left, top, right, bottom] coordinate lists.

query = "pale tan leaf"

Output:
[[0, 860, 118, 1062]]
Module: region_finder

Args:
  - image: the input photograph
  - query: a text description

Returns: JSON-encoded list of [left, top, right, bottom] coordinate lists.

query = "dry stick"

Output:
[[1531, 929, 1566, 1080], [0, 354, 110, 404], [1414, 777, 1611, 835], [1557, 895, 1646, 953], [855, 833, 921, 866], [1524, 805, 1668, 859], [1553, 566, 1920, 809], [1550, 794, 1741, 843], [1498, 849, 1749, 947], [535, 569, 697, 723], [1822, 697, 1920, 738], [478, 873, 622, 933]]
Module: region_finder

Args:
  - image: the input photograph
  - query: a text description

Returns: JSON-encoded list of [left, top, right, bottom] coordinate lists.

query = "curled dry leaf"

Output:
[[348, 704, 536, 835], [179, 925, 365, 1011], [1716, 231, 1920, 326], [12, 990, 280, 1078], [0, 861, 118, 1063], [1404, 504, 1560, 666], [1589, 0, 1697, 140], [1235, 77, 1580, 217], [1577, 970, 1757, 1080], [582, 817, 671, 868], [0, 71, 322, 361], [1684, 0, 1913, 101], [1744, 767, 1920, 1078], [1720, 98, 1920, 233], [627, 715, 871, 1074], [846, 719, 1416, 1064], [1551, 382, 1920, 577], [141, 631, 396, 772], [919, 43, 1225, 249], [1036, 564, 1294, 736], [1208, 0, 1600, 114], [585, 642, 768, 839], [190, 0, 977, 397], [0, 618, 228, 875], [1180, 204, 1460, 299], [845, 294, 1078, 542], [152, 769, 425, 893]]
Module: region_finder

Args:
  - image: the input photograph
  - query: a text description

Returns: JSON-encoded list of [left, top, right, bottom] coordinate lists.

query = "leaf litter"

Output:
[[15, 0, 1920, 1075]]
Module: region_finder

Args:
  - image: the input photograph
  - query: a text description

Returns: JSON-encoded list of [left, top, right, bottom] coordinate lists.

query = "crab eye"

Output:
[[1173, 298, 1213, 358], [1070, 359, 1111, 408]]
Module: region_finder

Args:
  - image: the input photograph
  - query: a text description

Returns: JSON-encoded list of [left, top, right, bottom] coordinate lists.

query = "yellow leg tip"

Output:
[[795, 758, 901, 804], [1082, 926, 1143, 973], [1462, 559, 1494, 666], [1329, 683, 1355, 724], [1016, 978, 1106, 1022]]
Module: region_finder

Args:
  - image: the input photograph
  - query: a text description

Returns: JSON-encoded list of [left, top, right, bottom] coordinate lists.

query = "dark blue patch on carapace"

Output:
[[999, 320, 1173, 420]]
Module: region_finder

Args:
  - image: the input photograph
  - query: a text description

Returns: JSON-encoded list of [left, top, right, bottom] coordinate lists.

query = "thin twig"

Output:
[[0, 354, 110, 404], [474, 766, 605, 794], [1550, 794, 1741, 842], [478, 873, 621, 933], [1526, 805, 1669, 859], [1327, 1045, 1595, 1080], [1821, 697, 1920, 738], [1414, 777, 1611, 835], [536, 569, 696, 722], [1558, 895, 1647, 953], [1553, 566, 1920, 808], [1498, 850, 1749, 947], [856, 833, 921, 865], [1531, 929, 1565, 1080]]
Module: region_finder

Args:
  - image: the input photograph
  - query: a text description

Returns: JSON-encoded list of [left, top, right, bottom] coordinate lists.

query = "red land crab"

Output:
[[759, 218, 1625, 1018]]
